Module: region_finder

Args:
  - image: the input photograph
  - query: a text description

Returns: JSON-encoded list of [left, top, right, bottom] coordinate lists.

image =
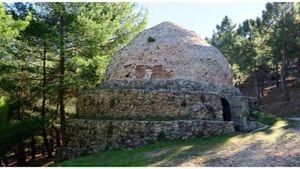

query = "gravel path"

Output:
[[285, 118, 300, 121], [154, 120, 300, 167]]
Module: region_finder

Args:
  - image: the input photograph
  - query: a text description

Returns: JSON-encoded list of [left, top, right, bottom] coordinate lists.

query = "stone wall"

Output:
[[78, 80, 252, 129], [77, 89, 223, 121], [57, 119, 235, 162], [58, 80, 258, 161], [97, 80, 242, 96]]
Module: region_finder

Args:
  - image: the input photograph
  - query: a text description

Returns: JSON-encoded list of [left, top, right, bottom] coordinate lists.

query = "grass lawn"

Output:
[[54, 113, 292, 167], [54, 134, 234, 167]]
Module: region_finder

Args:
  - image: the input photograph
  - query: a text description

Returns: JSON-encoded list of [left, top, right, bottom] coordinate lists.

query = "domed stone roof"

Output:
[[105, 21, 233, 85]]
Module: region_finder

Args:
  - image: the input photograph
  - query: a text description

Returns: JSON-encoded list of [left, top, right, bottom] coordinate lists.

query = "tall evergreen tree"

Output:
[[1, 3, 147, 163], [211, 2, 299, 102], [262, 2, 299, 101], [32, 2, 147, 144]]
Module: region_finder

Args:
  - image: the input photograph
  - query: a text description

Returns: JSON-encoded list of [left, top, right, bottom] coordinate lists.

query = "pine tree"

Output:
[[1, 3, 147, 163]]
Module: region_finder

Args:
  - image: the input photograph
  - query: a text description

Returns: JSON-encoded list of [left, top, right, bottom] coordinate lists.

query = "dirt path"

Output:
[[153, 120, 300, 167], [285, 118, 300, 121]]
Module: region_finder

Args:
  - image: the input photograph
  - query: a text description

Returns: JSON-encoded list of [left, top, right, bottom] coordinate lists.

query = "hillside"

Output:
[[240, 77, 300, 118]]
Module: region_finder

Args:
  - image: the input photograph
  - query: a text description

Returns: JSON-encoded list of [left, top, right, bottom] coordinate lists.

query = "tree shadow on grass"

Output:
[[54, 134, 234, 167], [142, 134, 235, 166]]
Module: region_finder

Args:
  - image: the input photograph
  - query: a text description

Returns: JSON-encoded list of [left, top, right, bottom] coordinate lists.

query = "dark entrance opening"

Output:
[[221, 98, 231, 121]]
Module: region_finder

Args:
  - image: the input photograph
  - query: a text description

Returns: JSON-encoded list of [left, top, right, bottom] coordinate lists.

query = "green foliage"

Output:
[[211, 2, 299, 87], [147, 36, 156, 42], [0, 3, 30, 84], [211, 16, 247, 84], [0, 3, 29, 54], [250, 111, 279, 126], [0, 116, 44, 157], [258, 112, 279, 126], [0, 96, 44, 157], [0, 2, 148, 163], [0, 96, 9, 126], [75, 2, 147, 58], [261, 3, 299, 68], [31, 2, 147, 91]]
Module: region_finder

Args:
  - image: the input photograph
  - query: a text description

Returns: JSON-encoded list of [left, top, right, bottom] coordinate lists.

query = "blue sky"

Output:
[[140, 2, 267, 39]]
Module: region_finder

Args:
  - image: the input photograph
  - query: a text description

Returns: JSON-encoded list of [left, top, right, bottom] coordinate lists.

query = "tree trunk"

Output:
[[297, 58, 300, 78], [16, 143, 27, 166], [280, 28, 290, 101], [53, 104, 61, 148], [275, 63, 279, 87], [42, 40, 52, 158], [30, 136, 36, 160], [16, 97, 27, 166], [254, 71, 261, 104], [261, 71, 265, 97], [58, 12, 66, 145], [49, 133, 55, 154], [53, 124, 61, 148], [42, 128, 52, 158], [280, 60, 290, 101]]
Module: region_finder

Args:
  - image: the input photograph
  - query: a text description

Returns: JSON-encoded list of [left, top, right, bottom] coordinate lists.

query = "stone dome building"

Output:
[[105, 22, 232, 85], [57, 22, 262, 161]]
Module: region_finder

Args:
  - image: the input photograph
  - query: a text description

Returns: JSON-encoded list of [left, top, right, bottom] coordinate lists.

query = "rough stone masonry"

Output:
[[56, 22, 264, 161]]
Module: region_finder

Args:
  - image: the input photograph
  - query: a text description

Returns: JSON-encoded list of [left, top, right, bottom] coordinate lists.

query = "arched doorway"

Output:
[[221, 98, 231, 121]]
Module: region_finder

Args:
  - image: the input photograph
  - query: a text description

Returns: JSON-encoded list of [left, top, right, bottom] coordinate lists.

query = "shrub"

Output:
[[147, 36, 155, 42], [0, 97, 44, 157], [0, 96, 9, 127], [249, 110, 260, 120], [0, 117, 44, 157], [250, 111, 279, 126]]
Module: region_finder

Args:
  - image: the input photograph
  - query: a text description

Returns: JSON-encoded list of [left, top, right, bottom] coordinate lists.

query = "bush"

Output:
[[0, 96, 9, 127], [0, 117, 44, 157], [0, 97, 44, 157], [249, 110, 260, 120], [250, 111, 279, 126], [147, 36, 155, 42]]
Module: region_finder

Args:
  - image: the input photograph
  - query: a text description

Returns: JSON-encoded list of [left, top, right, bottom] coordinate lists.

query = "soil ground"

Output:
[[260, 78, 300, 117], [240, 77, 300, 118]]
